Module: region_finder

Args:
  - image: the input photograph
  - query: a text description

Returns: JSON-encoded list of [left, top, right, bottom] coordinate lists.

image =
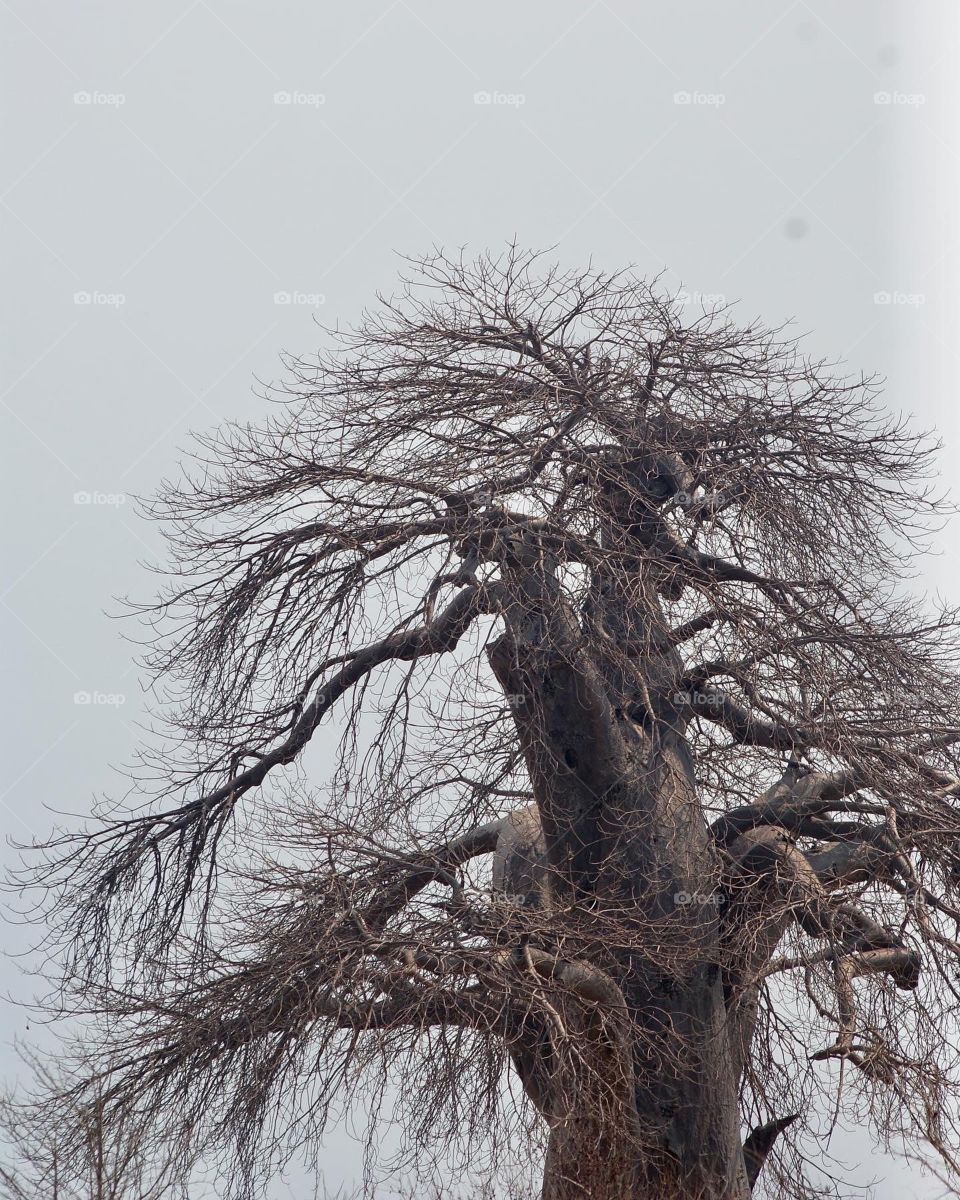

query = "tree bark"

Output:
[[495, 797, 754, 1199], [488, 519, 756, 1197], [476, 463, 910, 1196]]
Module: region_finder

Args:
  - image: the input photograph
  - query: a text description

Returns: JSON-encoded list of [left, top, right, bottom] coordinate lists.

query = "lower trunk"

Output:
[[497, 796, 756, 1198], [497, 801, 754, 1198], [542, 1124, 751, 1200], [533, 1001, 752, 1200]]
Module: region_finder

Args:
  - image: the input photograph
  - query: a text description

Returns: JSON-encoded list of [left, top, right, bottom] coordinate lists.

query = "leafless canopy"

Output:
[[20, 248, 960, 1198]]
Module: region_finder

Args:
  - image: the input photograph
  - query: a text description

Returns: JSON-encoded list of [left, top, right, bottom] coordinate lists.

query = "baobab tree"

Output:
[[27, 249, 960, 1199]]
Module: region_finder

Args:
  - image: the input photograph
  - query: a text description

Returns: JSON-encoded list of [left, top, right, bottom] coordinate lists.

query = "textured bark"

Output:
[[495, 800, 752, 1199]]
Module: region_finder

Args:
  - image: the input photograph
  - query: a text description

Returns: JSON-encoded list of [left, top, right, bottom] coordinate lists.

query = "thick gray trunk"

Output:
[[488, 481, 760, 1197], [541, 1119, 752, 1200], [496, 798, 755, 1199]]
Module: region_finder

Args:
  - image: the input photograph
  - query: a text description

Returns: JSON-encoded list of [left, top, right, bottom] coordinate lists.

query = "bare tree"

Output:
[[23, 248, 960, 1198]]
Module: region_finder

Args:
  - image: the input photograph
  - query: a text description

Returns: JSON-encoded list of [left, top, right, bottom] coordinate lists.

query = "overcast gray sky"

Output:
[[2, 2, 958, 1196]]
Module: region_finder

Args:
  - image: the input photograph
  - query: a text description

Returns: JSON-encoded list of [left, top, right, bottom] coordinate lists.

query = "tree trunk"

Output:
[[492, 710, 755, 1198], [489, 501, 759, 1198], [541, 1099, 752, 1200], [498, 796, 754, 1199]]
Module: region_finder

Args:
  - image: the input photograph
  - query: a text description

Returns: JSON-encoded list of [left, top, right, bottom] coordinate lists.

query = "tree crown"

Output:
[[24, 248, 960, 1199]]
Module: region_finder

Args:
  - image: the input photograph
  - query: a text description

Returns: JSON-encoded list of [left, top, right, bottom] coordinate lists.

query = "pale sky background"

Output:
[[1, 2, 958, 1197]]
